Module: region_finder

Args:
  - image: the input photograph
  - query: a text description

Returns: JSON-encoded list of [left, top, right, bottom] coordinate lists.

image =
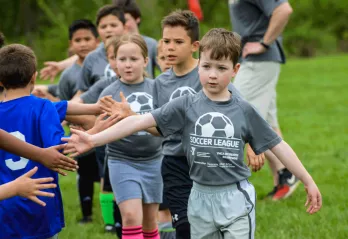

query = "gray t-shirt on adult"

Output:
[[152, 90, 282, 186], [143, 35, 158, 79], [99, 78, 162, 161], [78, 43, 116, 91], [153, 66, 242, 157], [80, 76, 117, 104], [229, 0, 287, 63], [58, 63, 81, 100]]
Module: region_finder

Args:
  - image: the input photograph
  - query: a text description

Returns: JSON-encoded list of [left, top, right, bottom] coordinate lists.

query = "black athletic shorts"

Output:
[[161, 155, 193, 228], [95, 146, 113, 192]]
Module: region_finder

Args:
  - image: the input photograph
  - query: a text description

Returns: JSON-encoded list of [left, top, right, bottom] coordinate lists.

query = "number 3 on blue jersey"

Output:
[[5, 131, 29, 170]]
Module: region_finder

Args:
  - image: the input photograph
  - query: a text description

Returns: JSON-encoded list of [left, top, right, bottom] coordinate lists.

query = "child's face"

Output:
[[198, 50, 240, 95], [70, 29, 99, 59], [124, 13, 140, 33], [162, 26, 198, 66], [116, 42, 148, 84], [106, 45, 118, 74], [98, 15, 125, 43], [157, 50, 171, 72]]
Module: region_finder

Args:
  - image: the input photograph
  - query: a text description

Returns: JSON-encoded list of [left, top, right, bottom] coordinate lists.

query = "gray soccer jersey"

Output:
[[153, 66, 242, 157], [99, 78, 162, 161], [229, 0, 287, 63], [152, 91, 282, 185], [80, 76, 117, 104], [143, 35, 158, 79], [153, 67, 201, 156], [78, 43, 116, 91], [58, 63, 81, 100]]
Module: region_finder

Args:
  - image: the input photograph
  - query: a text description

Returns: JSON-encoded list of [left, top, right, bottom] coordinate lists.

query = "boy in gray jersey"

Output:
[[229, 0, 298, 200], [64, 28, 322, 239], [114, 0, 159, 78], [76, 5, 125, 94]]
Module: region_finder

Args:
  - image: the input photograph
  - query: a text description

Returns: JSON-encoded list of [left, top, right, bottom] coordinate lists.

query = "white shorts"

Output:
[[233, 61, 281, 128], [188, 180, 256, 239]]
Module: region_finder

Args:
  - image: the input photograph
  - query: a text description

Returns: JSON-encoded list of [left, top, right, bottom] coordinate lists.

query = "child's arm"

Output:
[[65, 115, 97, 131], [0, 167, 56, 206], [270, 141, 322, 214], [39, 55, 78, 82], [63, 113, 157, 156], [100, 93, 161, 136], [0, 129, 77, 175], [66, 101, 102, 115]]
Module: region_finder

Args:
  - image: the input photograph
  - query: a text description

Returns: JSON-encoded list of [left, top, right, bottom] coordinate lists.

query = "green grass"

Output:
[[57, 55, 348, 239]]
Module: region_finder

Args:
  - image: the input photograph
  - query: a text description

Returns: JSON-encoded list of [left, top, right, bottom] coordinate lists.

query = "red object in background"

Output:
[[188, 0, 203, 21]]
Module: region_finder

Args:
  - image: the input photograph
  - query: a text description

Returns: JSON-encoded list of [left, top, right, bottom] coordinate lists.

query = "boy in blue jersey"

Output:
[[0, 44, 65, 239]]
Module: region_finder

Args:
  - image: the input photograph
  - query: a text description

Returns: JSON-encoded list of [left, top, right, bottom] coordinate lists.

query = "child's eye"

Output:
[[219, 67, 227, 71], [163, 40, 170, 44], [176, 41, 183, 44], [202, 65, 210, 69], [131, 57, 138, 61], [111, 24, 118, 28]]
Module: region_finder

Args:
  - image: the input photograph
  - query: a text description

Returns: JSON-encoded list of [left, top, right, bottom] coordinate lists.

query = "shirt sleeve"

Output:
[[151, 96, 187, 137], [52, 101, 68, 123], [78, 57, 93, 92], [242, 101, 282, 154], [58, 71, 72, 101], [80, 78, 105, 104], [40, 101, 65, 147], [253, 0, 288, 17]]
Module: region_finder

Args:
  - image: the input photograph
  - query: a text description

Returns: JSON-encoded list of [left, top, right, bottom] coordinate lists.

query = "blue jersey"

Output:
[[0, 96, 65, 239], [52, 100, 68, 123]]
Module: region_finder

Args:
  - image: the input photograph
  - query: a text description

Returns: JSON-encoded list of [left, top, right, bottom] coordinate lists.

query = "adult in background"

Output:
[[229, 0, 298, 200]]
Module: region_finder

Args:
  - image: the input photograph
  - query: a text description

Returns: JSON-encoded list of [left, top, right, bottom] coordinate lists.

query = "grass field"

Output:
[[54, 55, 348, 239]]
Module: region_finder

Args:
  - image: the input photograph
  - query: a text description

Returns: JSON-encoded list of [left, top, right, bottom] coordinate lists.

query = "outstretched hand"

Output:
[[40, 144, 78, 176], [90, 112, 121, 134], [62, 129, 95, 157], [15, 166, 57, 206], [100, 92, 136, 119], [39, 61, 61, 82], [304, 182, 322, 214]]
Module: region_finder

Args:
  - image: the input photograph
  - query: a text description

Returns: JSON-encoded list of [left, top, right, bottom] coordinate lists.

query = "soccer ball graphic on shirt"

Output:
[[169, 86, 196, 101], [195, 112, 234, 138], [126, 92, 153, 113], [104, 64, 116, 78]]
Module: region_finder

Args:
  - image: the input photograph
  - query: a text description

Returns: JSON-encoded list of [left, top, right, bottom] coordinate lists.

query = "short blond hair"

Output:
[[199, 28, 241, 66]]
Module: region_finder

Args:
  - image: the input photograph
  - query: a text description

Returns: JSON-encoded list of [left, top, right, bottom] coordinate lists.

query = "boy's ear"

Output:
[[192, 41, 200, 52], [31, 72, 38, 85], [0, 82, 3, 87], [232, 63, 241, 77], [136, 17, 141, 25]]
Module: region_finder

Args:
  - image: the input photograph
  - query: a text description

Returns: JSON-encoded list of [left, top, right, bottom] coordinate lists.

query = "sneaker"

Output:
[[78, 216, 92, 224], [115, 222, 122, 239], [272, 168, 301, 200], [264, 186, 278, 199], [104, 224, 116, 234]]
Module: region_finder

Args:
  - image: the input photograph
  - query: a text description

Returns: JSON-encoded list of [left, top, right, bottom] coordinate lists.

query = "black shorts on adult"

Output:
[[161, 155, 193, 228]]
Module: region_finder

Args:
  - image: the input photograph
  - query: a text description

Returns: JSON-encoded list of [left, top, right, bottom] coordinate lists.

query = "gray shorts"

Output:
[[108, 157, 163, 204], [188, 180, 256, 239], [233, 61, 281, 128]]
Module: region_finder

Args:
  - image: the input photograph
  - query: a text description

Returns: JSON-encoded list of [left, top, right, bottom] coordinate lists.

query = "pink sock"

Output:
[[122, 225, 143, 239], [143, 228, 160, 239]]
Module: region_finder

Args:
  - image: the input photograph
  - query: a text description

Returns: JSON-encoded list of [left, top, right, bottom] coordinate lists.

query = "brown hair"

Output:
[[105, 36, 121, 53], [96, 4, 126, 26], [161, 10, 199, 42], [199, 28, 241, 66], [112, 34, 148, 77], [0, 44, 37, 89]]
